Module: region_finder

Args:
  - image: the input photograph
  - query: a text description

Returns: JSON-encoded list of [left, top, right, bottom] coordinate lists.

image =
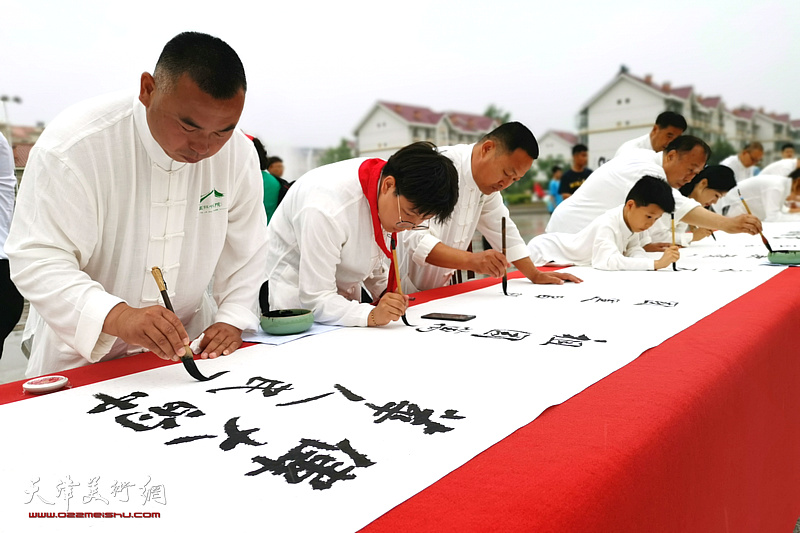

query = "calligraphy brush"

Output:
[[671, 213, 678, 271], [150, 267, 226, 381], [704, 206, 717, 241], [501, 217, 508, 295], [737, 188, 773, 253], [389, 237, 413, 327]]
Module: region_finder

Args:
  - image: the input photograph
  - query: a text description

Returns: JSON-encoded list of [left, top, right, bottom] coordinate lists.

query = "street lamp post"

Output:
[[0, 95, 22, 149]]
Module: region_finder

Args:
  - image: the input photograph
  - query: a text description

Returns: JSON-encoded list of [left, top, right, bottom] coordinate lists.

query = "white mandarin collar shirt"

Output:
[[546, 149, 700, 235], [529, 206, 653, 271], [7, 93, 268, 376], [264, 157, 389, 327], [397, 143, 528, 293]]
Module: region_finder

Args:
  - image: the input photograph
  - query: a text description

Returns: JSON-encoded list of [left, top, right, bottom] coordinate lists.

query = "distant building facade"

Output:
[[577, 68, 796, 165], [353, 101, 498, 159], [537, 130, 577, 164]]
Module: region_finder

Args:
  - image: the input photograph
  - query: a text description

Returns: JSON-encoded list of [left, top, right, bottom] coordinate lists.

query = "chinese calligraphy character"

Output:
[[140, 476, 167, 506], [81, 476, 109, 505], [207, 377, 293, 397], [22, 477, 54, 506], [580, 296, 619, 304], [415, 323, 472, 334], [115, 401, 205, 432], [471, 329, 530, 341], [540, 333, 607, 347], [247, 438, 374, 490], [634, 300, 678, 307]]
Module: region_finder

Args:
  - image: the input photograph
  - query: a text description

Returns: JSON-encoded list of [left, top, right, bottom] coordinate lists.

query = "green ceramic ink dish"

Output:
[[260, 309, 314, 335], [767, 250, 800, 265]]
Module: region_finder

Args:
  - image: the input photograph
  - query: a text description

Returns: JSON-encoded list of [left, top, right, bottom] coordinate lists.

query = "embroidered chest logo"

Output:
[[199, 189, 226, 213]]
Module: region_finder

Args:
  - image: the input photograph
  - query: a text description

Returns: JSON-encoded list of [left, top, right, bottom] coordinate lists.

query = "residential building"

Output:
[[537, 130, 576, 165], [576, 67, 796, 165], [353, 101, 498, 159]]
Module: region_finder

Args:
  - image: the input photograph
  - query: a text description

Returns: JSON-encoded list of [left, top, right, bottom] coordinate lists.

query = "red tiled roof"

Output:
[[698, 96, 722, 108], [624, 73, 691, 99], [670, 86, 693, 99], [733, 108, 755, 119], [13, 143, 32, 167], [552, 130, 578, 145], [378, 101, 444, 125], [792, 120, 800, 128], [446, 112, 496, 133], [769, 113, 790, 123]]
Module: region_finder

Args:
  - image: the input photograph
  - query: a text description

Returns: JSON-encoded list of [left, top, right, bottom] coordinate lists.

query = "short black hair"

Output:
[[266, 156, 283, 168], [552, 165, 562, 174], [626, 175, 675, 213], [572, 144, 588, 155], [664, 135, 712, 161], [743, 141, 764, 152], [481, 121, 539, 159], [154, 32, 246, 99], [251, 137, 268, 170], [383, 142, 459, 223], [782, 143, 795, 151], [679, 165, 736, 197], [655, 111, 687, 131]]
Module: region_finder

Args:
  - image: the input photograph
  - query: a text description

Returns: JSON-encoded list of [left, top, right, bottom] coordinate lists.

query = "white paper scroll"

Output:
[[1, 222, 795, 533]]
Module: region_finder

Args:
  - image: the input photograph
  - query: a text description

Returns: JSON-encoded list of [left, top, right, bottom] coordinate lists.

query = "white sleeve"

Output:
[[293, 206, 373, 327], [6, 149, 124, 362], [476, 193, 529, 262], [211, 150, 269, 332], [400, 229, 442, 267], [591, 225, 652, 271]]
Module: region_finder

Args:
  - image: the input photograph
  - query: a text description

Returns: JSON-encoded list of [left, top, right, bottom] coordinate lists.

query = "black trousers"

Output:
[[0, 259, 24, 359]]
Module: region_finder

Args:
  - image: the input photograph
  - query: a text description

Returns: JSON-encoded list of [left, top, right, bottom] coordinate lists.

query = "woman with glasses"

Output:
[[262, 142, 458, 327]]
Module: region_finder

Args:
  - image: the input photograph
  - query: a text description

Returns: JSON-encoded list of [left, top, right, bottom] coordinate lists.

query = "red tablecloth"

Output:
[[3, 269, 799, 532]]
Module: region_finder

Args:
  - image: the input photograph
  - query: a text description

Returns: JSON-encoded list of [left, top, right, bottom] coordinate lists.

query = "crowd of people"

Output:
[[2, 31, 796, 378]]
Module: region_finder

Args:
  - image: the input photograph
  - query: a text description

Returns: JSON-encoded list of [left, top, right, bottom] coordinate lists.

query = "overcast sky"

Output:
[[4, 0, 799, 152]]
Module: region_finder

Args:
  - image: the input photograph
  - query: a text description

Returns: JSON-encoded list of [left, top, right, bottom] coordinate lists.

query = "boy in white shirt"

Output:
[[528, 176, 679, 271]]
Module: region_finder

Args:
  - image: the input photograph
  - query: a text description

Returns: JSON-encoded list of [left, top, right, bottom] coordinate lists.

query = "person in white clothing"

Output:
[[6, 32, 269, 377], [760, 157, 800, 177], [0, 131, 24, 358], [720, 142, 763, 182], [546, 136, 762, 247], [529, 176, 679, 271], [264, 142, 459, 327], [614, 111, 686, 158], [397, 122, 581, 293], [656, 165, 737, 246], [714, 169, 800, 221]]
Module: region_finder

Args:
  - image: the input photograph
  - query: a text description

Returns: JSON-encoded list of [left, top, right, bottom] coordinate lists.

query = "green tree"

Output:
[[319, 138, 353, 166], [533, 154, 569, 183], [484, 104, 511, 124], [707, 139, 737, 166]]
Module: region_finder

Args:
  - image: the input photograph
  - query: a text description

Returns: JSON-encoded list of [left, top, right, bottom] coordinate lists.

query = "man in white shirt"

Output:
[[715, 170, 800, 222], [720, 142, 764, 182], [265, 142, 458, 326], [0, 131, 23, 359], [397, 122, 581, 293], [6, 32, 269, 376], [546, 136, 762, 244], [760, 157, 800, 177], [614, 111, 687, 158]]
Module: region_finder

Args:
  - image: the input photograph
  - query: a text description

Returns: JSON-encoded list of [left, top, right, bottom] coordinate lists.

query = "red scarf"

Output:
[[358, 158, 397, 294]]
